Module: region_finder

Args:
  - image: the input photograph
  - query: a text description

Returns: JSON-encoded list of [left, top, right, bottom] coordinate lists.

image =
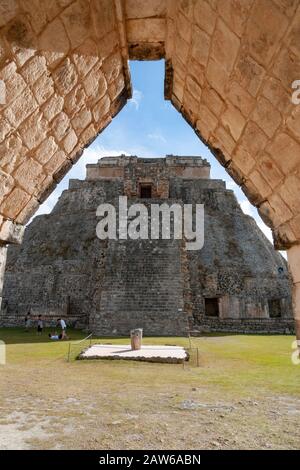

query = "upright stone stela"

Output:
[[97, 237, 187, 336], [0, 156, 294, 336]]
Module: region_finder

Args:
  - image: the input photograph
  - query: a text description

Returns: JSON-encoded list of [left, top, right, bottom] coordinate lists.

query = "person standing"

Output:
[[24, 311, 31, 332], [37, 315, 43, 335], [57, 318, 68, 339]]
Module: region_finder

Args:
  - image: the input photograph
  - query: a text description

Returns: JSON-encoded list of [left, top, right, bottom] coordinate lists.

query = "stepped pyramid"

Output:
[[0, 156, 294, 335]]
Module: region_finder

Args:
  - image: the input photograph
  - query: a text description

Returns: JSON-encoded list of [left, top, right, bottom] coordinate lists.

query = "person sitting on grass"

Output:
[[48, 332, 63, 340], [48, 330, 69, 340]]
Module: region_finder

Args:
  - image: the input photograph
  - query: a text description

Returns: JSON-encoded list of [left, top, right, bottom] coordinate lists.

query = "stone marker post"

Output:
[[130, 328, 143, 350]]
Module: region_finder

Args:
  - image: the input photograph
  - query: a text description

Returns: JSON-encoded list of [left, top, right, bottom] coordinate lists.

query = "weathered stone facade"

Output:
[[0, 0, 300, 250], [1, 156, 293, 335], [0, 1, 299, 342]]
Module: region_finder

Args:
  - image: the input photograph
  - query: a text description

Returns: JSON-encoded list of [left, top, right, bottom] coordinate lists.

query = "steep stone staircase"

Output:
[[93, 235, 189, 336]]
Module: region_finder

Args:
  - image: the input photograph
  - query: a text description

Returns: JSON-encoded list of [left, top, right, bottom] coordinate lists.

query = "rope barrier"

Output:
[[67, 333, 93, 362]]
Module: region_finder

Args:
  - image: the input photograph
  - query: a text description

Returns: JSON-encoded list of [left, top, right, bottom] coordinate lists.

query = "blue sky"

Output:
[[35, 60, 273, 243]]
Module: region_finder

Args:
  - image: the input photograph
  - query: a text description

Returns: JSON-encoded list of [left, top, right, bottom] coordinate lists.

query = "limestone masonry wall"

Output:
[[0, 1, 299, 252], [166, 0, 300, 251], [1, 156, 294, 335], [0, 0, 131, 238]]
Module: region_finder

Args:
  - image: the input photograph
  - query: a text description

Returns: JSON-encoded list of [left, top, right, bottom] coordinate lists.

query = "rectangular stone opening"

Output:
[[268, 299, 281, 318], [140, 184, 152, 198], [205, 298, 219, 317]]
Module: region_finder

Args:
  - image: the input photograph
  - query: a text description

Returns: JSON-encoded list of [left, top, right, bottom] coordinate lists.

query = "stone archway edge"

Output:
[[0, 0, 299, 344]]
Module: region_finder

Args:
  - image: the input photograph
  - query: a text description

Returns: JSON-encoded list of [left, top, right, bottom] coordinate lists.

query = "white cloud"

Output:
[[163, 101, 176, 111], [147, 132, 167, 144], [240, 199, 254, 216], [280, 250, 287, 260], [70, 144, 130, 179], [257, 220, 273, 242], [128, 89, 143, 110], [30, 145, 130, 222], [226, 180, 239, 191], [239, 199, 274, 244], [256, 219, 287, 259], [32, 192, 58, 218], [28, 189, 63, 223]]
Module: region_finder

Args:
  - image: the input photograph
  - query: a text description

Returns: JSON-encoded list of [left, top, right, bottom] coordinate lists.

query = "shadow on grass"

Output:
[[0, 327, 87, 345], [0, 327, 273, 346]]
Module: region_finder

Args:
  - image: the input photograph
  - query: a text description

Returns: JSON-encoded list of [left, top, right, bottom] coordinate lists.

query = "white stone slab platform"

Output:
[[78, 344, 188, 364]]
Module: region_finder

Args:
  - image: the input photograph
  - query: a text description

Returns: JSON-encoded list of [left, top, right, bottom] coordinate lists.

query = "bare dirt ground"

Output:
[[0, 330, 299, 450]]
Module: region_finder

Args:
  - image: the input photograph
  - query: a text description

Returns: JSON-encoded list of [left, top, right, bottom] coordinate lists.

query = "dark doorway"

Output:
[[205, 298, 219, 317], [140, 184, 152, 198], [268, 299, 281, 318]]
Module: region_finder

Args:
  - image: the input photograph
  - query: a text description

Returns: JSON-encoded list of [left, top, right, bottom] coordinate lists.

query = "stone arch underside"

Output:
[[0, 0, 300, 340]]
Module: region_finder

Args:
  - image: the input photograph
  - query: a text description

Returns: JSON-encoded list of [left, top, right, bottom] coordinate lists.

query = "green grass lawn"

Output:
[[0, 328, 299, 449], [0, 328, 298, 396]]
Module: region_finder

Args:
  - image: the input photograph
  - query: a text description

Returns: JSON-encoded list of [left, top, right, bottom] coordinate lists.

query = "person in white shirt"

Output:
[[57, 318, 68, 339], [37, 315, 43, 335], [48, 333, 61, 340]]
